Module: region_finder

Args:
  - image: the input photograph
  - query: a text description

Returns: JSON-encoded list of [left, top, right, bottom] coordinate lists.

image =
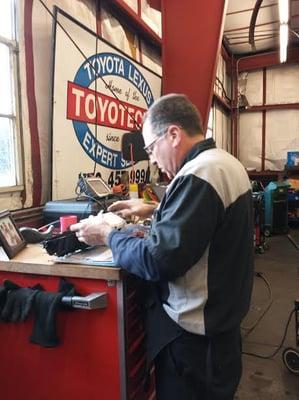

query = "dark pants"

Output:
[[154, 327, 242, 400]]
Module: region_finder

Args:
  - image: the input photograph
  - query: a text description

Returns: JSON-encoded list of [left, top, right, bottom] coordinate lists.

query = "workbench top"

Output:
[[0, 244, 121, 281]]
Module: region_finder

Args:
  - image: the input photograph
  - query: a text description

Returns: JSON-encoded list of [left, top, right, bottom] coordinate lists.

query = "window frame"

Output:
[[0, 0, 23, 194]]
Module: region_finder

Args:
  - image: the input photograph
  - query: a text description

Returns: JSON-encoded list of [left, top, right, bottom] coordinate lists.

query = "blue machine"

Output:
[[264, 181, 289, 235]]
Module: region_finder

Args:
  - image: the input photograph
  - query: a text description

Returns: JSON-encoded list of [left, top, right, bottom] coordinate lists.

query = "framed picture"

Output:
[[0, 210, 26, 259]]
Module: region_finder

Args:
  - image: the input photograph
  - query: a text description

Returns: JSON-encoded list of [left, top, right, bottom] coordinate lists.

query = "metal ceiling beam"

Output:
[[238, 47, 299, 70], [161, 0, 227, 130], [224, 20, 279, 34], [226, 2, 277, 16], [231, 35, 277, 46]]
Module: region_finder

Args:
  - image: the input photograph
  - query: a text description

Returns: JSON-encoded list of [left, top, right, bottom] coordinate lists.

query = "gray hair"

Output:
[[143, 93, 203, 137]]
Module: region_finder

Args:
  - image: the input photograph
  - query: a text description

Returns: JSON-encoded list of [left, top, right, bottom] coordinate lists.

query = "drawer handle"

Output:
[[61, 292, 107, 309]]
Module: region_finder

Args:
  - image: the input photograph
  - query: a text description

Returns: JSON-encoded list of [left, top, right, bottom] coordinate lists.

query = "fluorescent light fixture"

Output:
[[280, 23, 288, 63], [278, 0, 289, 63], [279, 0, 289, 24]]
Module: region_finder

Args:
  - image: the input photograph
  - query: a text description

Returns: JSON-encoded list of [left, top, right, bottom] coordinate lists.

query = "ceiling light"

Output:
[[278, 0, 289, 63], [280, 24, 288, 63], [279, 0, 289, 24]]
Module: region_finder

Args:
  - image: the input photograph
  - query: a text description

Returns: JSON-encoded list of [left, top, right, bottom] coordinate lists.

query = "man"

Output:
[[71, 94, 254, 399]]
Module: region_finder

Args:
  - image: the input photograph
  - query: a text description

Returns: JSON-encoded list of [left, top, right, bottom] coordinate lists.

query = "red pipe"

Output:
[[161, 0, 227, 130], [24, 0, 42, 206], [96, 0, 102, 36], [238, 47, 299, 71], [261, 68, 266, 171], [232, 56, 239, 157], [240, 103, 299, 111]]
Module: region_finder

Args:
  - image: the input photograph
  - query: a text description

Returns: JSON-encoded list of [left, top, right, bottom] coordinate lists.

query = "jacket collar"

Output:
[[180, 138, 216, 169]]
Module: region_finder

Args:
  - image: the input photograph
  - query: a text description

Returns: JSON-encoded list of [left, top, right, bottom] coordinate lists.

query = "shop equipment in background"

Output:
[[252, 191, 268, 253], [264, 181, 289, 236], [287, 188, 299, 226]]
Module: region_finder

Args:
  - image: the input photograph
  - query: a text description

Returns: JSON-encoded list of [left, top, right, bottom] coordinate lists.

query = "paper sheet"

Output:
[[55, 246, 116, 267]]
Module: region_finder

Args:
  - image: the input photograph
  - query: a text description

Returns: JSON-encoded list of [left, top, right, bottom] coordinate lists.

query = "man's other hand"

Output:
[[108, 198, 157, 219]]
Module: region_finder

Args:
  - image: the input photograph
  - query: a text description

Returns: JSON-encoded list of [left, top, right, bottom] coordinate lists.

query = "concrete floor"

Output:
[[235, 229, 299, 399]]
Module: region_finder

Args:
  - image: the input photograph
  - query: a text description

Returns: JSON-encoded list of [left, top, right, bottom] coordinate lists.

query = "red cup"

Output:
[[60, 215, 78, 232]]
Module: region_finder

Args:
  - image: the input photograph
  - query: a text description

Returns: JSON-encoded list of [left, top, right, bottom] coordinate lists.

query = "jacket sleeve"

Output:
[[109, 174, 224, 281], [108, 230, 162, 281]]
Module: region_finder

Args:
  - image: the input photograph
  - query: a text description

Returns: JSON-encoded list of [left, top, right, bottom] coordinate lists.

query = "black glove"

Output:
[[0, 285, 8, 317], [29, 290, 64, 347], [30, 278, 78, 347], [1, 280, 41, 323], [58, 277, 76, 295]]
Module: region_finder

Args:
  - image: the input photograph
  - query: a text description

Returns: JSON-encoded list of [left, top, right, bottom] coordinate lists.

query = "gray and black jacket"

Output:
[[108, 138, 254, 338]]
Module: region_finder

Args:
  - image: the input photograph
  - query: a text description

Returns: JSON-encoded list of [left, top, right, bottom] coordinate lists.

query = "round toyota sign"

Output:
[[67, 52, 155, 170]]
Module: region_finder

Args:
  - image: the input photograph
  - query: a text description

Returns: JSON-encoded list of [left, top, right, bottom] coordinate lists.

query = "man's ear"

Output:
[[168, 125, 182, 147]]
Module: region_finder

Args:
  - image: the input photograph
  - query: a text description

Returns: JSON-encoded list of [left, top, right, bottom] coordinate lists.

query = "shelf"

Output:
[[285, 165, 299, 172], [248, 168, 299, 177], [247, 171, 281, 176]]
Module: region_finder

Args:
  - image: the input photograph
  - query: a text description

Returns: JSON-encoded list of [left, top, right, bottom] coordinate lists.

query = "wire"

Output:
[[290, 29, 299, 39], [76, 193, 109, 212], [215, 77, 230, 102], [242, 308, 295, 359], [241, 271, 273, 336], [38, 220, 60, 230]]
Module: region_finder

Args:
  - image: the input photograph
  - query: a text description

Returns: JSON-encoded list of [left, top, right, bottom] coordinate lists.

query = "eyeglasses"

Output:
[[143, 128, 169, 156]]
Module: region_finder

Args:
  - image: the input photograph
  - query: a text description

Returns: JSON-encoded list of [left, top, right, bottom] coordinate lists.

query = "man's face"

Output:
[[142, 119, 176, 179]]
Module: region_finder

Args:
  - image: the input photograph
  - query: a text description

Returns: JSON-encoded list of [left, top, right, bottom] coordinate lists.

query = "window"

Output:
[[206, 104, 214, 139], [0, 0, 21, 188]]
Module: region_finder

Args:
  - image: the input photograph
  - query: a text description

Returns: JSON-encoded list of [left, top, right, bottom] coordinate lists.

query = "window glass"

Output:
[[141, 0, 161, 37], [0, 0, 19, 189], [122, 0, 138, 13], [207, 106, 214, 130], [0, 0, 14, 39], [206, 106, 214, 139], [0, 43, 13, 115], [0, 117, 16, 186]]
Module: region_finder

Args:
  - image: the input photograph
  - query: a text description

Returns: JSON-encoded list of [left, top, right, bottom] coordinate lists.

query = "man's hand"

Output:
[[70, 215, 113, 246], [107, 198, 157, 219]]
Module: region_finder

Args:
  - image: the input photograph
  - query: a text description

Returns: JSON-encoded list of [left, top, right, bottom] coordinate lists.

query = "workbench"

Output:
[[0, 245, 154, 400]]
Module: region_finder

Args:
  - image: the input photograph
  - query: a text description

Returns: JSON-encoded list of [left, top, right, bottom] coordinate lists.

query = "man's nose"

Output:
[[149, 154, 157, 165]]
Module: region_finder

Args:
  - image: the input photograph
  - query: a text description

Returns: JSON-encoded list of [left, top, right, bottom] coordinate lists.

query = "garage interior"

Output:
[[0, 1, 298, 399]]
